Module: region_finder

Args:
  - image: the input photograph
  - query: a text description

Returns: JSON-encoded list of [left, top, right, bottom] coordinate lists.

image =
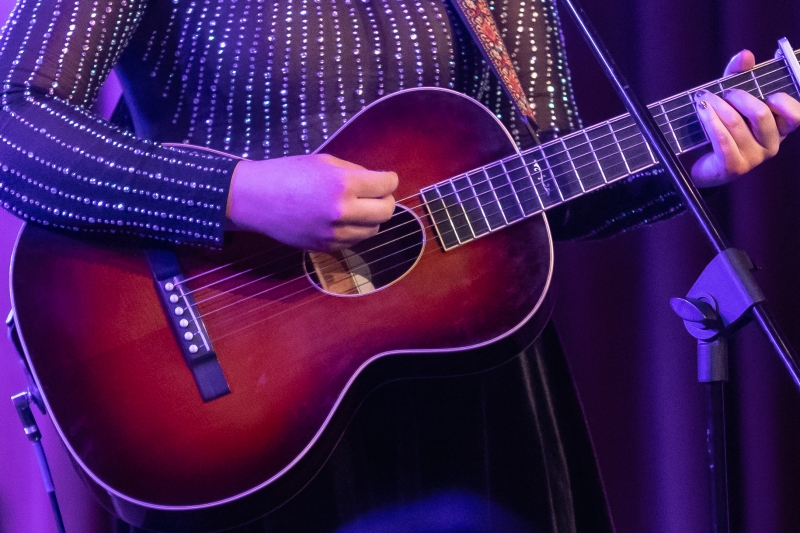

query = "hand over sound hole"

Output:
[[304, 206, 425, 296]]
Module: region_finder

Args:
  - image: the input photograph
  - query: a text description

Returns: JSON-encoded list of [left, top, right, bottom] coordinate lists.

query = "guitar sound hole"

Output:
[[304, 205, 425, 296]]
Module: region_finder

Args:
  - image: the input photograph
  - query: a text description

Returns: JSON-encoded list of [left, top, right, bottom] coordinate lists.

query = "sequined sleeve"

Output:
[[484, 0, 684, 240], [0, 0, 238, 246]]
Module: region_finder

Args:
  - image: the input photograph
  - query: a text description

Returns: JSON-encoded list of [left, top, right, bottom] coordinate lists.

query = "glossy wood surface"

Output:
[[10, 89, 553, 528]]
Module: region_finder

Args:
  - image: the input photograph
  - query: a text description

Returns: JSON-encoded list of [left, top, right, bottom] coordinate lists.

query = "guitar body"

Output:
[[10, 88, 553, 531]]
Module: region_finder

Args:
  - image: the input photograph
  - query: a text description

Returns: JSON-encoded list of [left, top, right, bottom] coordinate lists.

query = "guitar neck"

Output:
[[422, 48, 800, 251]]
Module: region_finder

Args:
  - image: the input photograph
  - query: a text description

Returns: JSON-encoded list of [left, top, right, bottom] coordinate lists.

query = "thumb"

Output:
[[724, 49, 755, 76]]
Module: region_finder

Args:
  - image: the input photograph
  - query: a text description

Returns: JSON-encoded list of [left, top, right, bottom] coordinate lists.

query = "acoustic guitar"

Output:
[[10, 41, 800, 532]]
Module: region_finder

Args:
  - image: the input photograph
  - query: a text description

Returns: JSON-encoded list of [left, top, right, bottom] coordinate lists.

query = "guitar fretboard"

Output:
[[422, 51, 800, 251]]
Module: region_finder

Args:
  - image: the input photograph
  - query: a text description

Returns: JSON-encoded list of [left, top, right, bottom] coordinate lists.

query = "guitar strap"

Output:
[[448, 0, 540, 141]]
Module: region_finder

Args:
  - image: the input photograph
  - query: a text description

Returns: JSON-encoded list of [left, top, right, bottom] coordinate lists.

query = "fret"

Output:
[[416, 46, 800, 256], [661, 93, 692, 118], [671, 114, 707, 152], [502, 155, 542, 216], [750, 70, 764, 99], [581, 129, 608, 185], [782, 77, 799, 99], [453, 175, 490, 237], [758, 64, 798, 97], [421, 186, 460, 250], [660, 93, 701, 152], [610, 116, 655, 172], [708, 79, 725, 95], [424, 47, 800, 253], [586, 122, 628, 181], [436, 180, 474, 244], [652, 102, 681, 153], [486, 162, 524, 223], [564, 131, 605, 191], [662, 93, 706, 152], [642, 129, 657, 165], [468, 169, 507, 230], [542, 140, 583, 200], [521, 147, 563, 208], [760, 66, 794, 91], [563, 138, 585, 193], [720, 71, 758, 96], [607, 118, 632, 177]]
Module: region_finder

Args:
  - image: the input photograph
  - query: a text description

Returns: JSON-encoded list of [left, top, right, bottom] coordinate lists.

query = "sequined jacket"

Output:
[[0, 0, 680, 247]]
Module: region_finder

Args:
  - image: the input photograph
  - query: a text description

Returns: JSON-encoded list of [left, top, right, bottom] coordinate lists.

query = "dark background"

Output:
[[557, 1, 800, 532], [2, 0, 800, 532]]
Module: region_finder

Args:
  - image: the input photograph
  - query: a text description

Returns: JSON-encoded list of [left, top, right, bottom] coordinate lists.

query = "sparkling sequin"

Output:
[[0, 0, 581, 246]]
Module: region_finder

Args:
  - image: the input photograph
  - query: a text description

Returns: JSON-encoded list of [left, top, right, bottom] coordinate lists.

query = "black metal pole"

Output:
[[556, 0, 800, 390], [705, 381, 730, 533], [556, 2, 800, 533]]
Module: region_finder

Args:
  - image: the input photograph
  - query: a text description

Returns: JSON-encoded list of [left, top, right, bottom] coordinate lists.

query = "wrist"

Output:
[[226, 160, 248, 230]]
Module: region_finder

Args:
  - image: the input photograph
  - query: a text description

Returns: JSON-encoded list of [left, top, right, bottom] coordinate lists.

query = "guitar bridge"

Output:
[[146, 249, 231, 402]]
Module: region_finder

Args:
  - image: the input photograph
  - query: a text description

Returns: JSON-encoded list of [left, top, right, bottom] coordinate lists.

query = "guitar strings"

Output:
[[173, 67, 796, 311], [179, 245, 290, 285], [388, 70, 797, 237], [192, 120, 713, 324], [190, 225, 424, 311], [180, 70, 800, 340], [172, 64, 794, 295], [199, 237, 429, 329], [205, 233, 477, 340], [188, 250, 307, 307], [177, 91, 800, 336], [181, 70, 797, 317], [406, 59, 792, 218], [202, 168, 562, 337], [177, 112, 674, 300], [178, 120, 650, 313]]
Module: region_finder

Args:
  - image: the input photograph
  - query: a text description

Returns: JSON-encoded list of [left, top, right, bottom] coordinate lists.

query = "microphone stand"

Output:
[[556, 1, 800, 532]]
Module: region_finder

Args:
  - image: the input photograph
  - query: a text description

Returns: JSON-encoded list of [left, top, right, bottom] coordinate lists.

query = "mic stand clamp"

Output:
[[670, 248, 766, 533]]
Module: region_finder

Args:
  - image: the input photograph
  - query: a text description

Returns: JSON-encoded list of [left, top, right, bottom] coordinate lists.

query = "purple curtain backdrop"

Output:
[[2, 1, 800, 532]]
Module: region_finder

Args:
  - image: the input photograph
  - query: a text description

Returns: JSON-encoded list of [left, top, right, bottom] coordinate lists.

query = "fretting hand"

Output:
[[692, 49, 800, 187], [227, 154, 398, 251]]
